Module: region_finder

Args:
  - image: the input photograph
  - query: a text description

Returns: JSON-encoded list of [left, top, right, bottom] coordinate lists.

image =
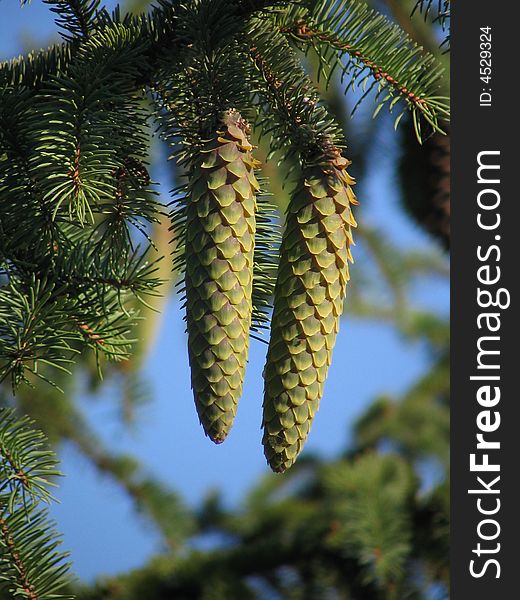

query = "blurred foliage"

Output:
[[1, 0, 449, 597], [74, 321, 449, 598]]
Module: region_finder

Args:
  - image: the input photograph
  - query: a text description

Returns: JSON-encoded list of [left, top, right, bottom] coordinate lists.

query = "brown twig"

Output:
[[280, 20, 427, 110], [0, 514, 38, 600]]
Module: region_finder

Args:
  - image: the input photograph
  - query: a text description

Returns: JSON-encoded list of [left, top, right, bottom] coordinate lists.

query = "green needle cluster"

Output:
[[185, 110, 259, 443]]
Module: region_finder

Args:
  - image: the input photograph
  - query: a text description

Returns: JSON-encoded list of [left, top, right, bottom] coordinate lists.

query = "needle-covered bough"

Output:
[[0, 0, 449, 472]]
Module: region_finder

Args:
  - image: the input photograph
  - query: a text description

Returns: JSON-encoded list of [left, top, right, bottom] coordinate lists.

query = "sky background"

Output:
[[1, 1, 449, 583]]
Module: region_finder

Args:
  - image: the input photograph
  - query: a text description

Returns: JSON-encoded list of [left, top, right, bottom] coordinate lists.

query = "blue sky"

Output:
[[1, 2, 449, 583]]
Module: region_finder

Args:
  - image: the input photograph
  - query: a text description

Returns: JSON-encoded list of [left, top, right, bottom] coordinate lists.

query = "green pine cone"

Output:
[[185, 110, 259, 443], [262, 151, 358, 472]]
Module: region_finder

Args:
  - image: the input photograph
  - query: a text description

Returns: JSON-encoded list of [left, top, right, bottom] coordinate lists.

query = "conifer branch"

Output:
[[247, 22, 344, 163], [412, 0, 450, 50], [278, 0, 449, 140], [282, 20, 428, 112], [0, 513, 37, 600], [2, 1, 283, 89], [0, 410, 72, 599], [43, 0, 102, 41]]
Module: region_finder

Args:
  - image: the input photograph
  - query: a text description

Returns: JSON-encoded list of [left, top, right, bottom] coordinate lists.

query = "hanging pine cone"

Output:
[[185, 110, 259, 443], [262, 146, 358, 472], [399, 119, 450, 249]]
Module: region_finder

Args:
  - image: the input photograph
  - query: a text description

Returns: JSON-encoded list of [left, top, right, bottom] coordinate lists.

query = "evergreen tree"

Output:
[[0, 0, 449, 596]]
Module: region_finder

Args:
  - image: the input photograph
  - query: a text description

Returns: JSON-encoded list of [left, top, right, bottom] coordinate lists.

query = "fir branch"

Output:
[[2, 0, 284, 90], [24, 20, 153, 226], [413, 0, 450, 24], [43, 0, 102, 41], [0, 276, 79, 390], [283, 21, 428, 111], [0, 12, 163, 394], [0, 44, 72, 88], [0, 412, 61, 507], [0, 244, 162, 388], [0, 87, 62, 257], [322, 453, 415, 589], [278, 0, 449, 140], [0, 409, 73, 600], [0, 512, 37, 600], [412, 0, 450, 50], [247, 21, 344, 163]]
